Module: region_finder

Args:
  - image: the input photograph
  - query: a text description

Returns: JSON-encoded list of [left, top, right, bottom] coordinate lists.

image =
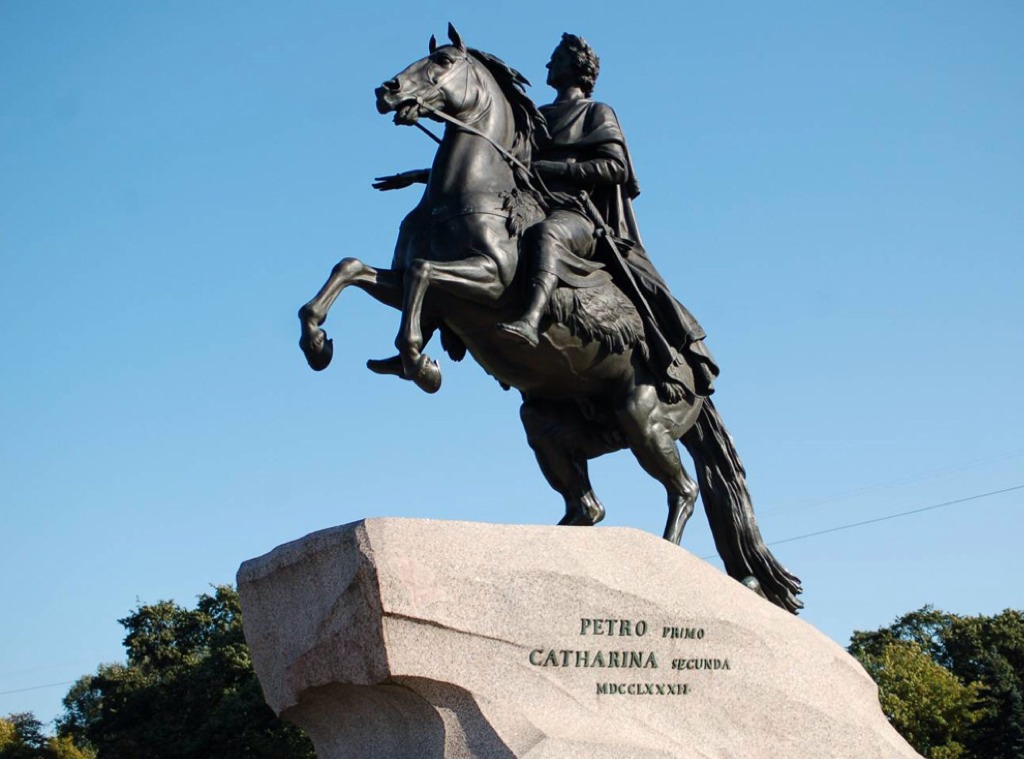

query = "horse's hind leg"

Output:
[[299, 258, 403, 370], [616, 384, 700, 545], [520, 400, 620, 526]]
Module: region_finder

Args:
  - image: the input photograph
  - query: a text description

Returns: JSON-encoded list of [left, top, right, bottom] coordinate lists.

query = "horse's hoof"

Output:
[[558, 494, 605, 526], [741, 576, 768, 601], [496, 320, 540, 348], [409, 355, 442, 394], [559, 510, 598, 527], [366, 355, 405, 377], [299, 331, 334, 371]]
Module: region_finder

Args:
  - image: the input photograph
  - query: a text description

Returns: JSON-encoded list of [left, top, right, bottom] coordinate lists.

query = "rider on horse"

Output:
[[372, 33, 719, 402], [495, 33, 719, 402]]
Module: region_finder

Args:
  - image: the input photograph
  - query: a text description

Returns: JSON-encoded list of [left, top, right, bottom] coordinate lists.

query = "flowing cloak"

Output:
[[537, 99, 720, 395]]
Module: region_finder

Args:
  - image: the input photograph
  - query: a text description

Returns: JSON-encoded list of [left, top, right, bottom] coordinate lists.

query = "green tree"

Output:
[[45, 736, 94, 759], [0, 721, 13, 750], [58, 586, 314, 759], [1, 713, 51, 759], [854, 640, 979, 757], [0, 713, 94, 759], [850, 607, 1024, 759]]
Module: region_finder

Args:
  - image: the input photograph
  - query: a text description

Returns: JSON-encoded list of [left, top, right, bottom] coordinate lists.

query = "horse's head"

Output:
[[375, 24, 482, 126]]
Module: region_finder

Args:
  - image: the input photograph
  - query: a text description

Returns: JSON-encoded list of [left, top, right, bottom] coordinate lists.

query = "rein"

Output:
[[413, 98, 531, 175], [406, 51, 556, 215]]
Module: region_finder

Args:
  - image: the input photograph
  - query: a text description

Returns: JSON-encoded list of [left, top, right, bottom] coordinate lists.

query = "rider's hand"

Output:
[[372, 169, 429, 191], [532, 160, 570, 180]]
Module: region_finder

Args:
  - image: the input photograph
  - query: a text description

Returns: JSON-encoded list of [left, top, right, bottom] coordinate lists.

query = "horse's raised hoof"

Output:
[[366, 355, 405, 377], [408, 355, 442, 394], [496, 320, 540, 348], [299, 329, 334, 371]]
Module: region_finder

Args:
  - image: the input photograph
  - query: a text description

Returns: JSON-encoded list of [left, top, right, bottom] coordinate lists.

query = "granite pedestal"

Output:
[[238, 518, 921, 758]]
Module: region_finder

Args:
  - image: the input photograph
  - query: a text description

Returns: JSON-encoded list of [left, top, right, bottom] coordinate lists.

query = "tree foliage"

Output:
[[0, 713, 94, 759], [0, 720, 15, 751], [850, 606, 1024, 759], [853, 640, 979, 757], [58, 586, 314, 759]]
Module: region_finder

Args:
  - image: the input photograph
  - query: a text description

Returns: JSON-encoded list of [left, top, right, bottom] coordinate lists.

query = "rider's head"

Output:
[[548, 33, 600, 96]]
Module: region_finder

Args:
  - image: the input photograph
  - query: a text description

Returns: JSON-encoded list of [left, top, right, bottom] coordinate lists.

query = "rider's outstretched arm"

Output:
[[372, 168, 430, 191]]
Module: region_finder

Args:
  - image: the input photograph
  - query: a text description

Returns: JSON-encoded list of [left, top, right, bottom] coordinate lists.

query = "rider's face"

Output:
[[546, 45, 576, 90]]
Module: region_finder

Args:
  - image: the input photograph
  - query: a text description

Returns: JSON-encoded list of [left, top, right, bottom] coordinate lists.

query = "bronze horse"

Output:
[[298, 28, 802, 613]]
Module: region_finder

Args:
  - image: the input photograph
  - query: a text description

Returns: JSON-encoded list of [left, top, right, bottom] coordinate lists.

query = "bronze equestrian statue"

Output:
[[298, 26, 803, 613]]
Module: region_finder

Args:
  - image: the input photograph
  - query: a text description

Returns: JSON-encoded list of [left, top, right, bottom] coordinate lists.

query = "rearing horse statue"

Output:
[[298, 27, 803, 613]]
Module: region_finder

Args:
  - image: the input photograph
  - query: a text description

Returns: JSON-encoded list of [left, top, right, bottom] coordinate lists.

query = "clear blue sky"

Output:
[[2, 1, 1022, 727]]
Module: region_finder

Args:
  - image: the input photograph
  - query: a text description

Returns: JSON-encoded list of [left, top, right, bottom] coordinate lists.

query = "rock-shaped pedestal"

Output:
[[237, 518, 920, 758]]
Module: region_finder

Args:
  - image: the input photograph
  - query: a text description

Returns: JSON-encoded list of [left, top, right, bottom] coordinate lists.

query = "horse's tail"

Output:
[[681, 398, 803, 614]]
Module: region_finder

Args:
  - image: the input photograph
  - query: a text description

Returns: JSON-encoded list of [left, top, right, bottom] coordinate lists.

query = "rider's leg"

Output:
[[498, 271, 558, 348], [497, 210, 595, 347], [615, 383, 700, 545], [520, 399, 620, 526]]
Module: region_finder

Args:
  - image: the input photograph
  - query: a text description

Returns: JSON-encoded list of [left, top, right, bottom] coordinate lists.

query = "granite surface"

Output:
[[237, 518, 922, 758]]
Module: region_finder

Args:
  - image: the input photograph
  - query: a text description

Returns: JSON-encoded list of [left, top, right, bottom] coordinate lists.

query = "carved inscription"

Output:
[[526, 617, 733, 696]]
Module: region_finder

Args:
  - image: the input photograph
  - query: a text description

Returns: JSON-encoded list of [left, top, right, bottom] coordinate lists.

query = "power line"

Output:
[[703, 484, 1024, 558], [0, 680, 76, 697]]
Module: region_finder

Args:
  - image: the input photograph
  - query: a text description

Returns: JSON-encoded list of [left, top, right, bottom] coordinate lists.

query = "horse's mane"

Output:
[[468, 48, 548, 167]]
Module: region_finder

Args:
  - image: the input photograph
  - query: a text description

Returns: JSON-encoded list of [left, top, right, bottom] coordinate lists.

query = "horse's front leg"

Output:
[[299, 257, 403, 370], [397, 253, 506, 391]]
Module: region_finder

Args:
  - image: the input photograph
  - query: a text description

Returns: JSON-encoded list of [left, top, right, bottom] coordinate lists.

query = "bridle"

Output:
[[412, 51, 472, 107], [408, 51, 532, 176]]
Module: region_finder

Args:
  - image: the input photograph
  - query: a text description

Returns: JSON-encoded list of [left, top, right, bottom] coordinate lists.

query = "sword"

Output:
[[577, 191, 659, 328], [578, 190, 693, 393]]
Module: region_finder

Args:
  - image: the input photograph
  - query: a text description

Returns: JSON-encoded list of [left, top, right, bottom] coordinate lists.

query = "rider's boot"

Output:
[[497, 271, 558, 348]]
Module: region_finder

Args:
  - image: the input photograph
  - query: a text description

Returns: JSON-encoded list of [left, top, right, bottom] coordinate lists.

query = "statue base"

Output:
[[237, 518, 920, 758]]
